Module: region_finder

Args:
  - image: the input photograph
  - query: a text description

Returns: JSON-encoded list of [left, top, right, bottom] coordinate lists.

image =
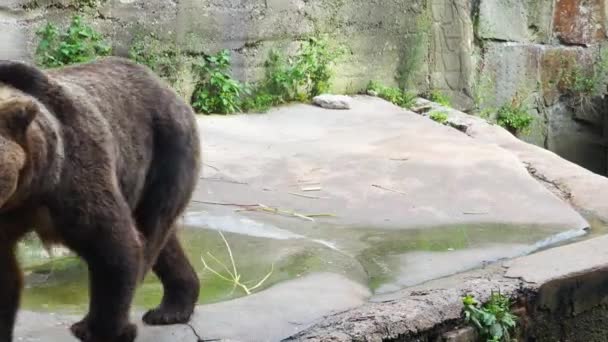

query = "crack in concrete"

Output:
[[523, 162, 572, 203]]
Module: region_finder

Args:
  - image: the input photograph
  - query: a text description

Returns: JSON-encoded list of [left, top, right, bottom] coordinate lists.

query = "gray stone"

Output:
[[482, 42, 542, 108], [16, 273, 370, 341], [10, 0, 429, 94], [478, 0, 529, 42], [525, 0, 555, 43], [505, 235, 608, 284], [0, 12, 28, 61], [196, 96, 586, 230], [429, 0, 475, 111], [312, 94, 352, 110]]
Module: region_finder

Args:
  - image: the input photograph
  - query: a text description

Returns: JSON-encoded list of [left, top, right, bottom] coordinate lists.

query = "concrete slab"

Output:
[[16, 96, 595, 342], [505, 234, 608, 284], [16, 273, 369, 342], [196, 96, 586, 229]]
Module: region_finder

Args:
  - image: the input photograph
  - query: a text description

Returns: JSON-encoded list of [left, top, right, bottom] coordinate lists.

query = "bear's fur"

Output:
[[0, 57, 201, 342]]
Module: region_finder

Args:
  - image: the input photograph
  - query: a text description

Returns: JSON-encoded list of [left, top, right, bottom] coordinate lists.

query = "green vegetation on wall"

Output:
[[428, 89, 452, 107], [188, 35, 345, 114], [35, 15, 111, 68], [191, 50, 245, 114], [366, 81, 416, 109], [430, 111, 449, 124], [129, 33, 182, 86], [558, 48, 608, 109], [242, 35, 346, 112], [397, 7, 431, 89], [463, 293, 518, 342], [496, 101, 534, 135]]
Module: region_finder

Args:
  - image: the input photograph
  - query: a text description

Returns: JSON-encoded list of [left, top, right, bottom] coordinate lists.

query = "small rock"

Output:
[[313, 94, 352, 110]]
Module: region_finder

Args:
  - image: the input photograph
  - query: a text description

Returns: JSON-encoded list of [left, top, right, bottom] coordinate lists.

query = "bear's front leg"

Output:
[[0, 244, 22, 342], [54, 192, 143, 342]]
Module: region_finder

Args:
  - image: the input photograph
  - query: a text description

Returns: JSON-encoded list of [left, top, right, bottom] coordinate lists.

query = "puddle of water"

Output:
[[341, 223, 586, 293], [19, 228, 361, 314], [18, 217, 587, 314]]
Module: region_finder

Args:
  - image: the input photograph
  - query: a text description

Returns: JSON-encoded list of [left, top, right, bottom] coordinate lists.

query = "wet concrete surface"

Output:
[[16, 97, 590, 341]]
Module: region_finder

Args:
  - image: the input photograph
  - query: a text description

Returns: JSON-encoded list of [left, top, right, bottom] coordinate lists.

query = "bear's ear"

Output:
[[2, 98, 38, 134]]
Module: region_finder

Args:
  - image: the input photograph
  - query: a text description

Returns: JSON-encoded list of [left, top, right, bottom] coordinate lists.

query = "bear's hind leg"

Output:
[[0, 243, 22, 342], [55, 192, 142, 342], [142, 233, 199, 325]]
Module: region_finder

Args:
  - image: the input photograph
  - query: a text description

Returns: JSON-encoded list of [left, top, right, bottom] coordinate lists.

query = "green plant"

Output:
[[201, 230, 274, 295], [397, 8, 431, 88], [495, 92, 533, 134], [296, 35, 346, 97], [429, 89, 452, 107], [243, 35, 345, 112], [430, 111, 449, 124], [129, 34, 181, 84], [471, 59, 499, 119], [463, 293, 518, 342], [191, 50, 246, 114], [367, 81, 417, 109], [72, 0, 104, 9], [35, 15, 111, 68], [559, 49, 608, 109]]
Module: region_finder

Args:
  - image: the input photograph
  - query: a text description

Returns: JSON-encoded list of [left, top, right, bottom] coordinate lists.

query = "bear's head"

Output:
[[0, 86, 38, 209]]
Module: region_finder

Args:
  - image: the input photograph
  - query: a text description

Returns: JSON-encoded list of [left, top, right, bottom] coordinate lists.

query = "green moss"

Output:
[[430, 111, 449, 124], [558, 48, 608, 108], [429, 89, 452, 107], [397, 7, 431, 89], [367, 81, 416, 109]]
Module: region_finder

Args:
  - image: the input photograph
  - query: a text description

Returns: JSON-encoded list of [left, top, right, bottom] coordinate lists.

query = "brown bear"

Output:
[[0, 57, 201, 342]]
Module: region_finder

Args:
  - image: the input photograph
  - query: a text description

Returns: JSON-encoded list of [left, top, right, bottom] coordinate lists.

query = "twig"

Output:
[[389, 157, 409, 161], [301, 186, 322, 192], [200, 230, 274, 296], [463, 211, 489, 215], [201, 177, 248, 185], [288, 192, 329, 199], [257, 203, 316, 222], [371, 184, 407, 195], [203, 163, 220, 172], [306, 213, 337, 218], [192, 200, 258, 207]]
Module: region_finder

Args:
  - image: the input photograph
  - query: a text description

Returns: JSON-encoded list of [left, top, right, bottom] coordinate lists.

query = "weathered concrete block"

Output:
[[483, 42, 542, 107], [442, 327, 477, 342], [0, 11, 28, 61], [525, 0, 556, 43], [539, 46, 593, 106], [478, 0, 529, 42], [553, 0, 607, 46], [430, 0, 474, 110], [0, 0, 29, 11]]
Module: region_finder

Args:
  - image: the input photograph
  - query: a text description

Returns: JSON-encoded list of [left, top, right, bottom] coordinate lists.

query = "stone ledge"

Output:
[[284, 233, 608, 341], [414, 98, 608, 223], [285, 99, 608, 341]]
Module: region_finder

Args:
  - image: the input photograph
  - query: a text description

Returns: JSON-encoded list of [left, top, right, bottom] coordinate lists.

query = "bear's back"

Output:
[[46, 57, 199, 210]]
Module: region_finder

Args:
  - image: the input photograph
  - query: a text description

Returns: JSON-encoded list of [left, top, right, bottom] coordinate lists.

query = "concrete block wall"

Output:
[[2, 0, 608, 175]]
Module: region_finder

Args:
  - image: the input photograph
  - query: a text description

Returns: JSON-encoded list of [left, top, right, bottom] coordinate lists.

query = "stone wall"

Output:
[[1, 0, 608, 174], [472, 0, 608, 175], [0, 0, 428, 92]]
